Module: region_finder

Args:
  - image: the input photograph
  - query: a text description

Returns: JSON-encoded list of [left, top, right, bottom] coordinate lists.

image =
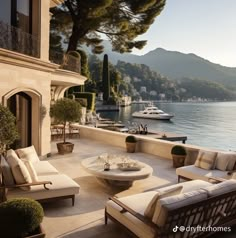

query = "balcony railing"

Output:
[[0, 20, 39, 58], [49, 50, 81, 74]]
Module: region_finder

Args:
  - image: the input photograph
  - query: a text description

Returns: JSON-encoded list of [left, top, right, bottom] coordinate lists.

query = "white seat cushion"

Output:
[[16, 145, 40, 164], [176, 165, 230, 181], [33, 161, 59, 176], [7, 174, 80, 200], [106, 191, 157, 238]]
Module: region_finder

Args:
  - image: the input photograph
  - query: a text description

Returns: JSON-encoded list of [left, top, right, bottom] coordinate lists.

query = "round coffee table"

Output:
[[81, 156, 153, 188]]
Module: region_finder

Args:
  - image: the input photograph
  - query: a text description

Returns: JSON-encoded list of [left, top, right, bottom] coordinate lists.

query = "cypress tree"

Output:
[[102, 54, 110, 101]]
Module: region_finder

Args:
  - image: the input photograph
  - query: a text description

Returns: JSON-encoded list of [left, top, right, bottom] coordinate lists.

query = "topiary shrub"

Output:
[[50, 98, 82, 143], [171, 145, 187, 155], [125, 135, 137, 143], [0, 198, 44, 237]]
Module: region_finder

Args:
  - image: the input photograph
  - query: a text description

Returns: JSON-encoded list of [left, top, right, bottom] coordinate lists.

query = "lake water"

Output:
[[99, 101, 236, 151]]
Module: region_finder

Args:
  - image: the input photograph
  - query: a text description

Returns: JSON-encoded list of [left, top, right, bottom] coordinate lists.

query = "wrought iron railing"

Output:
[[49, 50, 81, 74], [0, 20, 39, 58]]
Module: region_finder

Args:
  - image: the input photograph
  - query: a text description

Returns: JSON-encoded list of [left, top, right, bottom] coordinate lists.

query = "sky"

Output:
[[132, 0, 236, 67]]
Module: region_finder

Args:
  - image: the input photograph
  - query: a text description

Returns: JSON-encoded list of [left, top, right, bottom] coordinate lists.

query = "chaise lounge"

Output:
[[0, 146, 80, 205], [105, 179, 236, 238]]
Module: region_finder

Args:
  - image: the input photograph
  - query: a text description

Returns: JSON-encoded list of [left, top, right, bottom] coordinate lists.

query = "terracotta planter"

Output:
[[57, 142, 74, 155], [25, 224, 45, 238], [172, 154, 186, 168], [126, 142, 136, 153]]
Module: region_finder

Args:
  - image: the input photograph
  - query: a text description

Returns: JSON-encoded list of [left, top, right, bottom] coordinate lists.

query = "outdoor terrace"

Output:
[[44, 138, 176, 237], [42, 136, 236, 238]]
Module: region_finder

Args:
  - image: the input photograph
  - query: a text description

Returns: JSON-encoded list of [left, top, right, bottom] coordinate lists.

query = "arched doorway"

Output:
[[7, 92, 32, 149], [3, 88, 41, 154]]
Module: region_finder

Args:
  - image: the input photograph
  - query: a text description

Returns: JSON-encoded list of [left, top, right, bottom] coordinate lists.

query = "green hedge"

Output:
[[74, 92, 96, 111]]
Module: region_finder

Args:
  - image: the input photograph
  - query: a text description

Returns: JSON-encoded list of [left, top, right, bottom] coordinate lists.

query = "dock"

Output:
[[138, 131, 187, 143]]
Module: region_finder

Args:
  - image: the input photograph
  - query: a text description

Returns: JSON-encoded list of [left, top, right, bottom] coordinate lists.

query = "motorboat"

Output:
[[132, 104, 174, 120]]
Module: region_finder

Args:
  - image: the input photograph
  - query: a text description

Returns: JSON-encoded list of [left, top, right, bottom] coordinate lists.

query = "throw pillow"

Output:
[[16, 145, 40, 164], [22, 160, 38, 182], [0, 156, 15, 186], [218, 152, 236, 171], [194, 150, 217, 170], [184, 149, 199, 166], [11, 159, 32, 191], [144, 186, 183, 220], [215, 152, 236, 171], [6, 149, 20, 167]]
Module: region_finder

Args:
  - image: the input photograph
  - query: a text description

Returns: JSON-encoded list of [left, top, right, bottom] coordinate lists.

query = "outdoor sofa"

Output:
[[176, 149, 236, 182], [0, 146, 80, 205], [105, 179, 236, 238]]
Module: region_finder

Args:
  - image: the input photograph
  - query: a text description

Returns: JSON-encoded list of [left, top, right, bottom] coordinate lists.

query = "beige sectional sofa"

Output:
[[105, 179, 236, 238], [176, 149, 236, 182], [0, 146, 80, 205]]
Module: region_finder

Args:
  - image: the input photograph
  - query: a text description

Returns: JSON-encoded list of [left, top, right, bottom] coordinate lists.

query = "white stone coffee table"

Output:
[[81, 156, 153, 187]]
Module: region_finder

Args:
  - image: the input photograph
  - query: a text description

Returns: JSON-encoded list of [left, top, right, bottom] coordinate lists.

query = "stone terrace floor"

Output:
[[41, 138, 236, 238]]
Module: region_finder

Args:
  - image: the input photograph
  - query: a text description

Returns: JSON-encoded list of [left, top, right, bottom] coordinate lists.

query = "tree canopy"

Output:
[[50, 0, 166, 53]]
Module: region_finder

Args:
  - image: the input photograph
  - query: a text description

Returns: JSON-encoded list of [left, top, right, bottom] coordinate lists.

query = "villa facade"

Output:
[[0, 0, 86, 156]]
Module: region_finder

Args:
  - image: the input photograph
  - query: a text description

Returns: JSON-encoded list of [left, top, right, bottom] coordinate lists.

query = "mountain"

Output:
[[96, 42, 236, 90]]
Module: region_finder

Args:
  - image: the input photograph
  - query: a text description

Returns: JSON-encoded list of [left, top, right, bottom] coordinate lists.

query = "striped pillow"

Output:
[[194, 150, 217, 170]]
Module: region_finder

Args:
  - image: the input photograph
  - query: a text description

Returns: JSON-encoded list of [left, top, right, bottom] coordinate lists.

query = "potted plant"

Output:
[[171, 145, 187, 168], [0, 104, 19, 156], [125, 135, 137, 153], [50, 98, 82, 154], [0, 198, 45, 238]]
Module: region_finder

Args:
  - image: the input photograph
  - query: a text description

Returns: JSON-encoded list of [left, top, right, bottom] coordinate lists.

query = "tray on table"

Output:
[[116, 163, 143, 171]]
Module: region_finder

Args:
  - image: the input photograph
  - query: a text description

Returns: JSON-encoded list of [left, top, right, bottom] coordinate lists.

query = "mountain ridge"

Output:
[[94, 42, 236, 90]]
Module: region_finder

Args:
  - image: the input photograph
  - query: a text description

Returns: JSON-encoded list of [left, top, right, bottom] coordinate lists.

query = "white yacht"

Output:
[[132, 104, 174, 120]]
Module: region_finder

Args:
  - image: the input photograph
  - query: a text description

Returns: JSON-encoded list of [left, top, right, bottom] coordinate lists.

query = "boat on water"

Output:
[[132, 103, 174, 120]]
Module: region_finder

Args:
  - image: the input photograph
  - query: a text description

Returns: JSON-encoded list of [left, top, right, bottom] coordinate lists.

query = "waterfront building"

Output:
[[0, 0, 86, 156]]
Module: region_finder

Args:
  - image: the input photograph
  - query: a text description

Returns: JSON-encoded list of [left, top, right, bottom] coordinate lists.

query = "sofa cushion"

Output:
[[144, 186, 182, 219], [157, 180, 212, 194], [6, 149, 20, 167], [184, 149, 199, 166], [152, 189, 208, 227], [33, 161, 59, 176], [106, 191, 157, 238], [6, 149, 32, 190], [23, 160, 38, 182], [16, 145, 40, 164], [176, 165, 230, 182], [6, 174, 80, 201], [194, 150, 217, 170], [0, 156, 15, 186], [215, 152, 236, 171], [202, 179, 236, 197], [11, 159, 32, 190]]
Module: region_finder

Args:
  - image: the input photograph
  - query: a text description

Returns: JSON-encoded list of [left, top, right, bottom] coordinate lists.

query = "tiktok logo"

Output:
[[173, 226, 185, 232], [173, 226, 179, 232]]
